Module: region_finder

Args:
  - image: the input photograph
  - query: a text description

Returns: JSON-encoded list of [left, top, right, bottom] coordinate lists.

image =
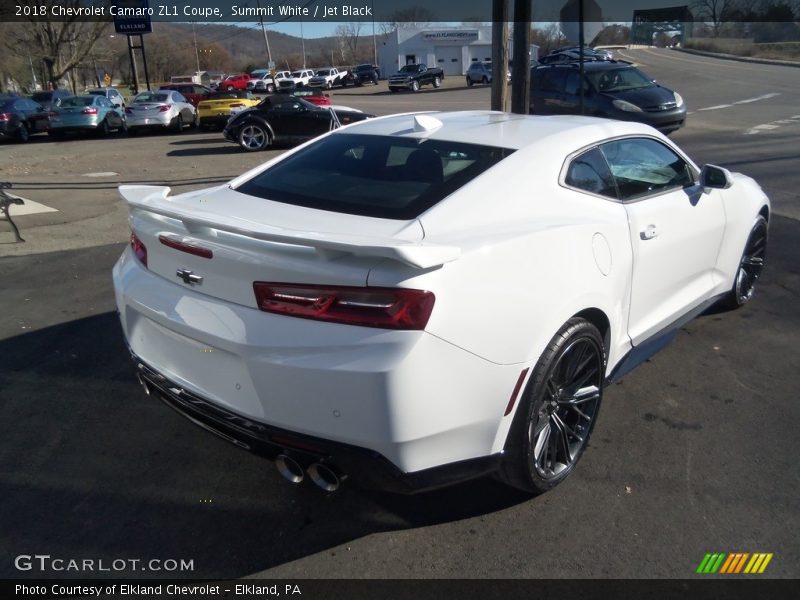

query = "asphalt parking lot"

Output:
[[0, 48, 798, 580]]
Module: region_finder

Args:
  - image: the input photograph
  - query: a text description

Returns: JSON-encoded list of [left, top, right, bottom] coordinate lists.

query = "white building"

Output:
[[378, 26, 539, 78]]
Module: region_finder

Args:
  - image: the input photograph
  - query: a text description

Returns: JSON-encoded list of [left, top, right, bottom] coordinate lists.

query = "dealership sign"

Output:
[[423, 31, 479, 42], [113, 0, 152, 34]]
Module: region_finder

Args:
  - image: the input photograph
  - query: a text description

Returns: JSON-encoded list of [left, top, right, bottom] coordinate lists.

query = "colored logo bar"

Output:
[[696, 553, 773, 574]]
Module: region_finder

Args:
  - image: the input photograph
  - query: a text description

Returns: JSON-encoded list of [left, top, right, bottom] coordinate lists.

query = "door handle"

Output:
[[640, 224, 659, 240]]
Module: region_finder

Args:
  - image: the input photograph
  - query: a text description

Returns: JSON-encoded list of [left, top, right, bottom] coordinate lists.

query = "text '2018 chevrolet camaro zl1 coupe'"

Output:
[[113, 112, 769, 494]]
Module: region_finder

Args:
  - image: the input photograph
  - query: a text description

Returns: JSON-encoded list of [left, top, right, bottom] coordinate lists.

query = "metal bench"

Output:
[[0, 182, 25, 243]]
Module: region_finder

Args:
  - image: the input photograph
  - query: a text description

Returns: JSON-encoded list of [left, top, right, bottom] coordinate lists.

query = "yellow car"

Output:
[[197, 91, 260, 130]]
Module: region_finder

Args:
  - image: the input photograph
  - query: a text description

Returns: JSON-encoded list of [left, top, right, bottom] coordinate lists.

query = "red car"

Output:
[[158, 84, 213, 108], [291, 89, 331, 107], [220, 73, 251, 91]]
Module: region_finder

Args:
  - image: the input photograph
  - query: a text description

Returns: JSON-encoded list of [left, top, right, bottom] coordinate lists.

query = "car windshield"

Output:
[[316, 70, 331, 76], [400, 65, 422, 73], [291, 71, 305, 77], [589, 68, 654, 92], [235, 133, 515, 220], [59, 97, 95, 107], [31, 92, 53, 102], [87, 90, 107, 96], [134, 92, 170, 103]]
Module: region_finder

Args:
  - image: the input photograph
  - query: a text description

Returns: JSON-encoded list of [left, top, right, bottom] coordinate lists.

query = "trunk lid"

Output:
[[122, 185, 456, 309]]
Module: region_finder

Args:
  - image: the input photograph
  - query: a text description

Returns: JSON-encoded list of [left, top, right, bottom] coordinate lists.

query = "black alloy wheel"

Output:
[[724, 215, 768, 308], [17, 122, 29, 143], [499, 318, 605, 494]]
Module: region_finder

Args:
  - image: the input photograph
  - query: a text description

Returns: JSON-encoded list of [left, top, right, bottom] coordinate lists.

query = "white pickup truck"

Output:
[[277, 69, 316, 91], [307, 67, 349, 89]]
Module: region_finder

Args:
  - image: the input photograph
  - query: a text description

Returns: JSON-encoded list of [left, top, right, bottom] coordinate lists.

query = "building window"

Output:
[[451, 58, 458, 62]]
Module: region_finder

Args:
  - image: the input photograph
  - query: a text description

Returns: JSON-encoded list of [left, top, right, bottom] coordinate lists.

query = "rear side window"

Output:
[[534, 69, 568, 92], [236, 133, 515, 220], [565, 148, 618, 198]]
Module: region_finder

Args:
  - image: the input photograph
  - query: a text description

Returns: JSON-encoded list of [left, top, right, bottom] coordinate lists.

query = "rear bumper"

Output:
[[112, 248, 520, 483], [134, 356, 501, 493], [199, 114, 232, 128], [127, 114, 172, 128]]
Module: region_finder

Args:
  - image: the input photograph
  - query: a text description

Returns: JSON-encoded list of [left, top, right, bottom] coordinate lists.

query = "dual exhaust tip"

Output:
[[275, 454, 345, 492]]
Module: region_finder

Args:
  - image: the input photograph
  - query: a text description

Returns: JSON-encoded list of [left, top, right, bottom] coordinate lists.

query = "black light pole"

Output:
[[491, 0, 509, 112], [510, 0, 531, 115], [578, 0, 585, 114]]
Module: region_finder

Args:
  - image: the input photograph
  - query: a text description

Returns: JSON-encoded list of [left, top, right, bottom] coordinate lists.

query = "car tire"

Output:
[[48, 130, 64, 139], [411, 80, 420, 92], [266, 84, 275, 93], [389, 87, 398, 93], [16, 122, 29, 143], [433, 76, 441, 88], [466, 77, 474, 87], [497, 317, 605, 494], [237, 122, 271, 152], [119, 119, 128, 135], [482, 76, 489, 84], [172, 114, 183, 133], [719, 215, 767, 309], [98, 119, 110, 136], [226, 86, 234, 91]]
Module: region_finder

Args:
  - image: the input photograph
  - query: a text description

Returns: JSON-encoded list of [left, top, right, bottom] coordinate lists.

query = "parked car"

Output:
[[196, 90, 260, 130], [30, 88, 72, 110], [222, 93, 373, 151], [48, 94, 126, 137], [278, 69, 316, 91], [159, 83, 213, 108], [85, 87, 126, 109], [307, 67, 349, 89], [465, 61, 510, 86], [0, 95, 50, 142], [530, 62, 687, 134], [388, 63, 444, 92], [247, 72, 277, 93], [290, 88, 331, 106], [125, 90, 196, 134], [220, 73, 251, 91], [113, 111, 770, 494], [349, 64, 380, 85]]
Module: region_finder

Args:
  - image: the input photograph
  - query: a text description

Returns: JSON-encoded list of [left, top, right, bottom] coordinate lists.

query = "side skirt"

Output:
[[606, 293, 726, 384]]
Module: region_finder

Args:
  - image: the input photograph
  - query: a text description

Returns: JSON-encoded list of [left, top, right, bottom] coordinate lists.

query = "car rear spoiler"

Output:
[[119, 185, 459, 269]]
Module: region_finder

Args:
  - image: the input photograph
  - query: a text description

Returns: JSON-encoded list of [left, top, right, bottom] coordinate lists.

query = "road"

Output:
[[0, 49, 798, 580]]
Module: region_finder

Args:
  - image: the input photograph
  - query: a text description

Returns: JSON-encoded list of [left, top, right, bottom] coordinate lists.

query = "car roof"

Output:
[[338, 111, 657, 152], [535, 61, 634, 72]]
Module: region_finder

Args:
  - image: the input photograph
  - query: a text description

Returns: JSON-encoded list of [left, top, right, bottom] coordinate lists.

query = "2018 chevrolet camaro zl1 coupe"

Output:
[[112, 112, 769, 494]]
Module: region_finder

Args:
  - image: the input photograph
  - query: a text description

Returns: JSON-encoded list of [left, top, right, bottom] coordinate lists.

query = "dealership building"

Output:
[[378, 26, 540, 77]]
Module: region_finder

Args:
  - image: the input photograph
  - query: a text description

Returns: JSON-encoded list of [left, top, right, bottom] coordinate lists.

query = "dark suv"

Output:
[[530, 61, 686, 134]]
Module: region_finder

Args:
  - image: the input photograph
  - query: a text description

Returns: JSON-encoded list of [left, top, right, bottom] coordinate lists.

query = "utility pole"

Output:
[[491, 0, 509, 112], [510, 0, 532, 115], [301, 17, 306, 68], [192, 22, 201, 73], [578, 0, 585, 114], [256, 0, 273, 66], [372, 0, 378, 66]]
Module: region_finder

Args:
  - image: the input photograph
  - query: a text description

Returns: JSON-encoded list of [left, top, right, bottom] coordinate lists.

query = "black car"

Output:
[[30, 88, 72, 110], [0, 95, 50, 142], [530, 61, 687, 134], [223, 94, 374, 152], [350, 64, 380, 85]]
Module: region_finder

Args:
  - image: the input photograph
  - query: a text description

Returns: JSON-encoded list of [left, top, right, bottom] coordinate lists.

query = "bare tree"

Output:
[[691, 0, 740, 36], [4, 1, 114, 89], [335, 23, 362, 64], [379, 6, 435, 35]]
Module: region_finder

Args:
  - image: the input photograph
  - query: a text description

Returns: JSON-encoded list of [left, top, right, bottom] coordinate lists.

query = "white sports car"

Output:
[[112, 112, 769, 494]]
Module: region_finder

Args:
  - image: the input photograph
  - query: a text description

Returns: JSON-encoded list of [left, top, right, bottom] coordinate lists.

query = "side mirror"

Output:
[[700, 164, 733, 190]]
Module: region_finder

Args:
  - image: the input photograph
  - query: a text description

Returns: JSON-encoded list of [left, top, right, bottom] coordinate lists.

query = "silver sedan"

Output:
[[125, 90, 196, 134]]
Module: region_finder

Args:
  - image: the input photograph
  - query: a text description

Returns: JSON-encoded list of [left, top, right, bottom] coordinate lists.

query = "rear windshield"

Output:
[[235, 133, 515, 220], [59, 97, 94, 107], [31, 92, 53, 102], [134, 92, 169, 103]]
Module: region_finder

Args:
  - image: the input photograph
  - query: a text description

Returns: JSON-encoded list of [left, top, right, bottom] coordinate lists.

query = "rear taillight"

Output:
[[158, 234, 213, 259], [130, 232, 148, 267], [0, 113, 10, 121], [159, 104, 172, 112], [253, 283, 435, 330], [81, 107, 98, 114]]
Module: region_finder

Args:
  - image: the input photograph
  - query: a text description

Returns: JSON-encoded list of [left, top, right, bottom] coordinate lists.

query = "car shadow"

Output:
[[0, 304, 530, 579], [167, 146, 244, 157]]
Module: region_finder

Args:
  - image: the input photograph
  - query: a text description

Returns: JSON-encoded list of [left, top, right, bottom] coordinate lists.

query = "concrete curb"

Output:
[[673, 47, 800, 68]]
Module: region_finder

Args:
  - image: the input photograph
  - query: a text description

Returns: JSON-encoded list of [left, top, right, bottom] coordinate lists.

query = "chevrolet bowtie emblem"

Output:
[[176, 268, 203, 285]]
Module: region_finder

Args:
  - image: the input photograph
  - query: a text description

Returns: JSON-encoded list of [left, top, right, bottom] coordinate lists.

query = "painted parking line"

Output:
[[5, 196, 59, 216], [744, 114, 800, 135], [694, 93, 780, 113]]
